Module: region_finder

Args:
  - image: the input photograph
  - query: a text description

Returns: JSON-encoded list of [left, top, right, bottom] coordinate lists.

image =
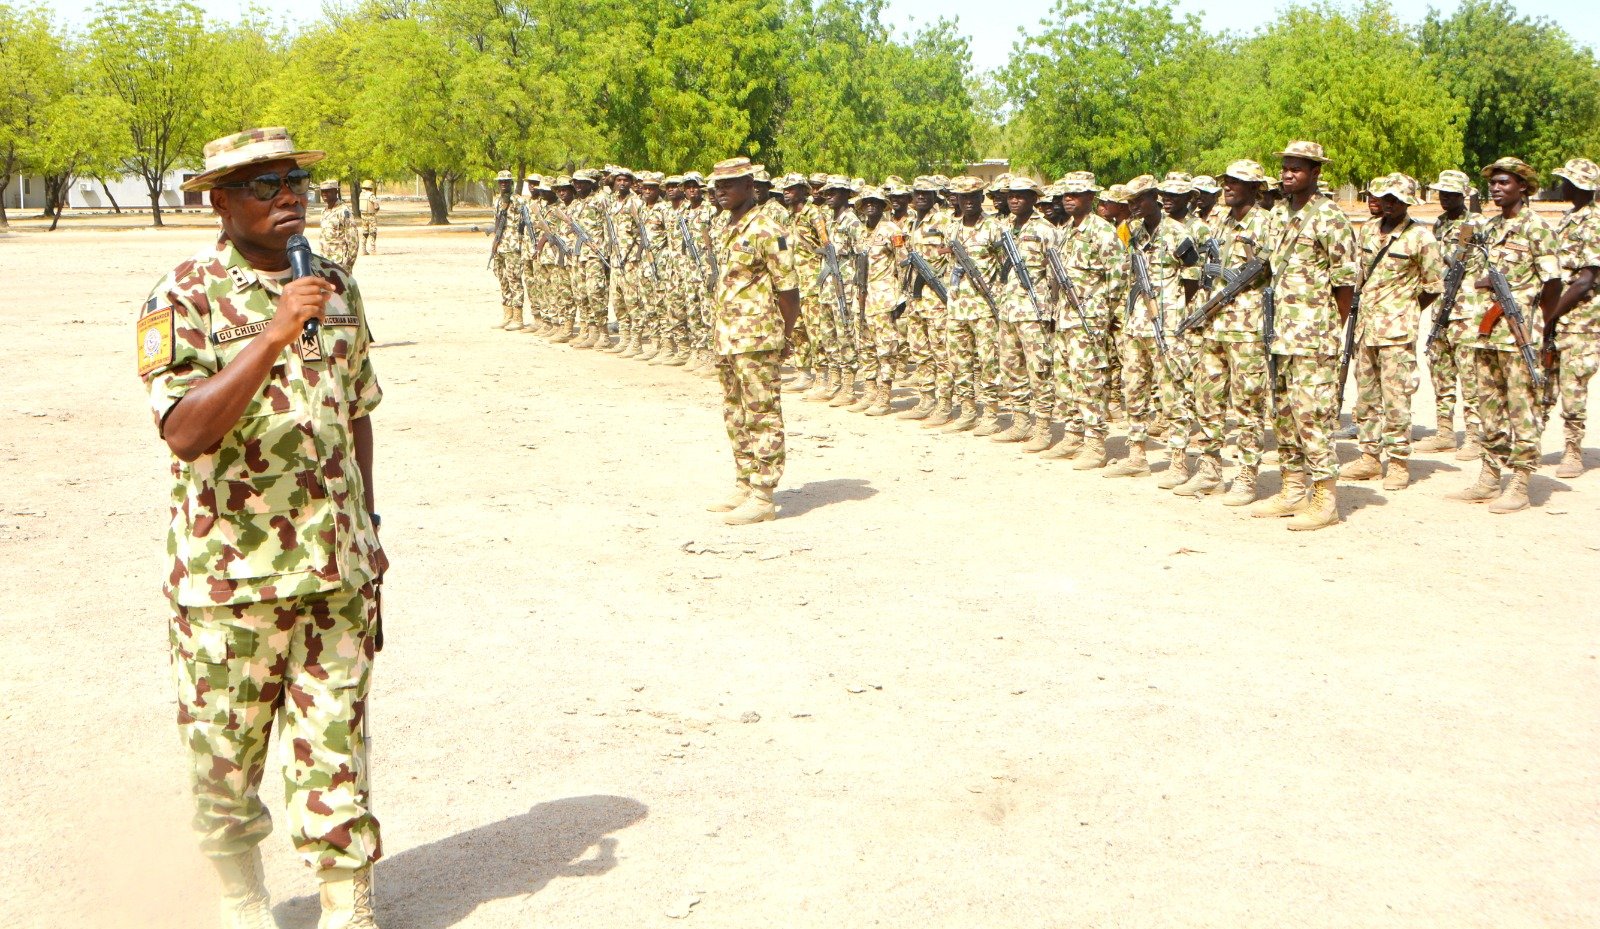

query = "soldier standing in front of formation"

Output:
[[1251, 141, 1358, 530], [357, 179, 379, 255], [702, 158, 801, 525], [941, 176, 1003, 435], [899, 176, 956, 425], [317, 179, 359, 271], [138, 127, 386, 929], [1447, 157, 1563, 512], [1416, 169, 1484, 458], [1180, 159, 1279, 504], [844, 187, 907, 417], [488, 169, 526, 331], [1339, 173, 1444, 491], [986, 176, 1057, 450], [1545, 158, 1600, 479]]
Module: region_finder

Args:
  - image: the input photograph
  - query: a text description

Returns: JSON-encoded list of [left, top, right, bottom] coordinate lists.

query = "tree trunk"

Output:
[[99, 178, 122, 213], [0, 176, 10, 228], [45, 174, 72, 230], [145, 173, 164, 227], [350, 176, 361, 220], [418, 169, 450, 225]]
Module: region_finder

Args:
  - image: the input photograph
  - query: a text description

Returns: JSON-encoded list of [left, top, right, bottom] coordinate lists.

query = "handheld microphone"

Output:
[[286, 234, 318, 336]]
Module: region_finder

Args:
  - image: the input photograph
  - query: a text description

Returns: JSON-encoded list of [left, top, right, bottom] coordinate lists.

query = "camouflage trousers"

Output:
[[1426, 316, 1482, 440], [1051, 323, 1113, 440], [491, 251, 525, 316], [997, 320, 1053, 418], [1352, 342, 1417, 461], [1156, 333, 1198, 453], [1271, 352, 1339, 482], [947, 315, 999, 406], [901, 299, 951, 401], [613, 268, 648, 338], [1473, 347, 1542, 472], [359, 219, 377, 255], [858, 311, 901, 384], [522, 260, 547, 323], [658, 265, 691, 348], [171, 583, 380, 872], [801, 290, 854, 375], [717, 350, 785, 490], [544, 261, 576, 329], [575, 260, 608, 328], [1194, 338, 1268, 469], [1118, 335, 1159, 443], [1552, 331, 1599, 447]]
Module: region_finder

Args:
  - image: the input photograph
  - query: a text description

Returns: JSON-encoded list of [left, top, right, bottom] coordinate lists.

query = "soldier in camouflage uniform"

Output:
[[140, 128, 385, 929], [777, 174, 832, 401], [1178, 159, 1280, 504], [317, 179, 359, 271], [1041, 171, 1125, 469], [822, 177, 867, 407], [682, 173, 719, 374], [567, 170, 612, 349], [1151, 171, 1209, 482], [981, 176, 1057, 450], [844, 186, 908, 416], [940, 176, 1003, 434], [703, 158, 801, 525], [357, 180, 379, 255], [1417, 169, 1485, 458], [899, 176, 957, 425], [488, 169, 526, 331], [544, 176, 582, 343], [1191, 175, 1221, 224], [1340, 173, 1444, 491], [1251, 141, 1359, 530], [633, 173, 674, 361], [518, 175, 547, 334], [1545, 157, 1600, 479], [1447, 157, 1564, 513]]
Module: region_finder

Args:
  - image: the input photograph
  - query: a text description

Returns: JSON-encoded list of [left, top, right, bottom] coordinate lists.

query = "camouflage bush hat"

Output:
[[911, 175, 942, 192], [1056, 171, 1102, 193], [753, 166, 772, 184], [1264, 176, 1281, 191], [495, 169, 514, 181], [1191, 175, 1221, 194], [1124, 174, 1158, 197], [612, 166, 637, 179], [1156, 171, 1193, 194], [1482, 156, 1539, 187], [181, 127, 325, 192], [318, 179, 339, 192], [681, 171, 704, 186], [552, 175, 574, 188], [777, 172, 810, 190], [1552, 158, 1600, 191], [573, 168, 600, 183], [986, 173, 1013, 194], [640, 172, 663, 187], [710, 158, 759, 182], [1370, 173, 1420, 206], [1099, 184, 1131, 205], [819, 174, 855, 193], [1276, 140, 1330, 164], [1222, 159, 1267, 184], [853, 185, 888, 205], [808, 172, 829, 186], [1428, 169, 1471, 195], [664, 174, 684, 185], [948, 176, 986, 195], [1042, 183, 1066, 199], [884, 180, 912, 197], [1005, 176, 1042, 193], [525, 173, 544, 185]]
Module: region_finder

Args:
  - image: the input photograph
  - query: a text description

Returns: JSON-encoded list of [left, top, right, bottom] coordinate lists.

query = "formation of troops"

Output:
[[469, 142, 1599, 528]]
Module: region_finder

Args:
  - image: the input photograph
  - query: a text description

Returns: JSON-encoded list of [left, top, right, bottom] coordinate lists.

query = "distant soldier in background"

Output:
[[985, 176, 1057, 450], [519, 174, 547, 334], [488, 169, 526, 331], [1416, 169, 1484, 458], [1545, 157, 1600, 479], [317, 179, 359, 270], [844, 186, 907, 417], [357, 179, 379, 254], [899, 176, 956, 425], [1191, 175, 1221, 223], [546, 175, 582, 343], [569, 169, 612, 349], [940, 176, 1003, 434]]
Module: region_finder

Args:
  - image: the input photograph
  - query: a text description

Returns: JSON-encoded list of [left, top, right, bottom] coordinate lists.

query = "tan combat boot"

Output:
[[492, 306, 510, 329], [1250, 470, 1308, 517], [318, 866, 378, 929], [1446, 460, 1501, 502], [706, 483, 750, 513], [804, 371, 834, 402], [1414, 429, 1455, 452], [623, 333, 645, 358], [666, 344, 689, 366], [1174, 454, 1223, 497], [992, 413, 1031, 443], [1339, 452, 1382, 480], [846, 380, 877, 412], [829, 372, 858, 408], [724, 486, 776, 525], [1071, 437, 1107, 470], [941, 402, 978, 433], [865, 383, 894, 416], [1157, 449, 1191, 489], [922, 400, 952, 428], [697, 352, 721, 378], [898, 392, 933, 420], [1287, 478, 1340, 531], [1022, 417, 1054, 452], [1104, 441, 1150, 477], [1382, 459, 1409, 491], [1040, 431, 1083, 460], [971, 406, 1004, 436], [1555, 441, 1584, 479], [550, 324, 576, 344], [1487, 468, 1531, 514], [505, 308, 524, 331], [789, 369, 815, 392], [1454, 434, 1483, 461], [571, 326, 596, 349], [1221, 465, 1258, 506], [214, 849, 276, 929]]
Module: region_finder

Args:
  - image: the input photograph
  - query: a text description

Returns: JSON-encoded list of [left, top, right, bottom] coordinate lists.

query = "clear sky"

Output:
[[35, 0, 1600, 73]]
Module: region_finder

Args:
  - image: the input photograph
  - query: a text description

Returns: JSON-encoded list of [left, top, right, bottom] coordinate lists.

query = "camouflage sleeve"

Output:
[[137, 282, 217, 434], [1570, 213, 1600, 272], [767, 220, 799, 292], [344, 278, 383, 419], [1530, 221, 1563, 284], [1415, 226, 1444, 295], [1324, 210, 1359, 289]]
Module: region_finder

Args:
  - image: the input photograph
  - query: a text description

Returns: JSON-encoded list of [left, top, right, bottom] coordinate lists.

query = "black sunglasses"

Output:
[[217, 169, 313, 201]]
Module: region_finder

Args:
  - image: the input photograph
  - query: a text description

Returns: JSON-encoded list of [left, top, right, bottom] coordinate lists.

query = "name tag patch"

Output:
[[136, 305, 175, 377]]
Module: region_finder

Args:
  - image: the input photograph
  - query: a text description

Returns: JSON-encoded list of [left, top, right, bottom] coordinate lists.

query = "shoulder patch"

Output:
[[136, 304, 175, 377]]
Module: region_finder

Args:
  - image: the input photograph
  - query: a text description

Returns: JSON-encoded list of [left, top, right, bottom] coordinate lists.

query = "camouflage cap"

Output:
[[664, 174, 684, 185], [573, 168, 600, 183], [1124, 174, 1158, 197], [1156, 171, 1193, 194], [1482, 156, 1539, 187], [682, 171, 704, 186], [1370, 173, 1420, 206], [318, 178, 339, 191], [948, 176, 986, 196], [853, 185, 888, 204], [1041, 183, 1067, 199], [1099, 184, 1131, 205], [932, 174, 952, 189], [1264, 176, 1281, 191], [552, 175, 574, 188], [986, 173, 1013, 194], [1276, 140, 1331, 164], [640, 172, 663, 187], [1222, 159, 1267, 184], [612, 166, 637, 179], [1191, 175, 1220, 193], [882, 175, 906, 188], [710, 157, 758, 181], [495, 169, 514, 181], [885, 180, 912, 197], [1552, 157, 1599, 192], [1005, 176, 1042, 194], [777, 172, 810, 190], [808, 172, 829, 186], [181, 127, 326, 192], [1056, 171, 1102, 193], [753, 166, 772, 184], [360, 180, 375, 191], [911, 175, 942, 192], [819, 174, 855, 193], [1428, 169, 1471, 195]]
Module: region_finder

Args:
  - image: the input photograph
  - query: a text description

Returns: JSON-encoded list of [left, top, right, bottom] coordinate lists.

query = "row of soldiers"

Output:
[[488, 144, 1599, 529]]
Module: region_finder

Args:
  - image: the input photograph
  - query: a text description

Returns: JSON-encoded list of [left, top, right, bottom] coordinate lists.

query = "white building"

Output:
[[3, 168, 196, 213]]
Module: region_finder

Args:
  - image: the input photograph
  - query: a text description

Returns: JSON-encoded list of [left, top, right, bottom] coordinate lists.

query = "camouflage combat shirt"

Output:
[[1202, 205, 1280, 342], [1555, 200, 1600, 335], [1126, 214, 1199, 339], [1431, 212, 1485, 323], [985, 212, 1057, 324], [1355, 216, 1444, 347], [1055, 212, 1126, 329], [710, 204, 799, 355], [1471, 208, 1561, 352], [317, 202, 359, 270], [1267, 195, 1359, 357]]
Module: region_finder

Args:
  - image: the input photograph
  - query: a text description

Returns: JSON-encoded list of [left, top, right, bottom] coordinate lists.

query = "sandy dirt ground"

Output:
[[1, 209, 1597, 929]]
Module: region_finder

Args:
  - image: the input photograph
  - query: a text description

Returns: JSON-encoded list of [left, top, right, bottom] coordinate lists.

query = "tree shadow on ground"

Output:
[[274, 795, 648, 929], [777, 478, 877, 518]]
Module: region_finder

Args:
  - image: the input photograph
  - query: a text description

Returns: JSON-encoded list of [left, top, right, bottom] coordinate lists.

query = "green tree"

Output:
[[1420, 0, 1600, 177], [32, 89, 131, 229], [87, 0, 215, 226], [0, 4, 62, 226]]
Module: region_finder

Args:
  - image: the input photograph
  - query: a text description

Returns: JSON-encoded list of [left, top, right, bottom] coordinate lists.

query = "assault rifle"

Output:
[[564, 211, 610, 270], [1262, 285, 1279, 411], [1424, 224, 1474, 354], [902, 246, 950, 305], [631, 207, 661, 281], [1477, 257, 1547, 390], [487, 204, 508, 268], [1043, 244, 1094, 337], [1175, 253, 1268, 336], [815, 237, 853, 333], [1335, 294, 1359, 410], [949, 234, 1001, 321], [1127, 242, 1166, 355], [1200, 238, 1223, 291], [998, 225, 1047, 323]]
